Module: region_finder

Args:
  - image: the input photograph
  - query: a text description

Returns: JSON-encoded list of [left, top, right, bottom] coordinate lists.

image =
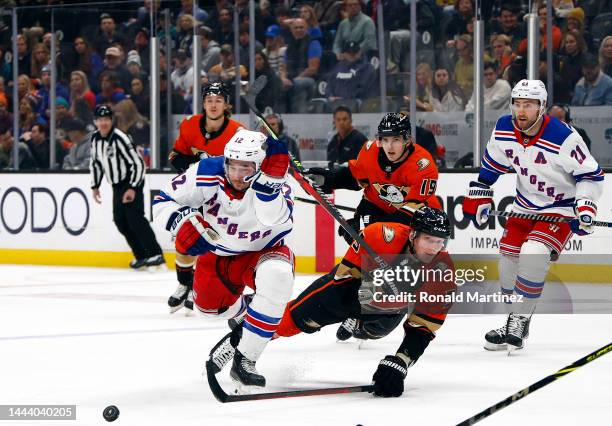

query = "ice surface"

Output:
[[1, 265, 611, 426]]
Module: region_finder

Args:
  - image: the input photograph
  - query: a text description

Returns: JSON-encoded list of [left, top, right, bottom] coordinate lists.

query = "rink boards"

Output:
[[0, 172, 610, 281]]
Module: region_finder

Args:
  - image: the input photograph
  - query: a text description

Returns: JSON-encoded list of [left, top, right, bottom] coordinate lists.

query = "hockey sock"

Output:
[[513, 240, 551, 315], [175, 258, 195, 288], [498, 255, 519, 314], [238, 259, 293, 361]]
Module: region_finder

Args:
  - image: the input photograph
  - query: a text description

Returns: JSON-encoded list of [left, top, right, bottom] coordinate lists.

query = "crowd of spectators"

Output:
[[1, 0, 612, 170]]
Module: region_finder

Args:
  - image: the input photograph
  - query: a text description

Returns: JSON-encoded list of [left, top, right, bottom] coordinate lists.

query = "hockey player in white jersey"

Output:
[[154, 129, 295, 387], [462, 79, 604, 352]]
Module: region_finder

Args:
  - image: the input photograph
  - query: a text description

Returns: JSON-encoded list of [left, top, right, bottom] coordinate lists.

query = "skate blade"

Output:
[[147, 264, 168, 273], [506, 344, 524, 356], [184, 308, 195, 317], [357, 339, 367, 350], [231, 378, 263, 395], [168, 303, 185, 314], [484, 342, 507, 351]]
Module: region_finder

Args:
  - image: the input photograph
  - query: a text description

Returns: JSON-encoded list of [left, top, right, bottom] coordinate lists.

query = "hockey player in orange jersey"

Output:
[[167, 82, 244, 314], [208, 207, 455, 397]]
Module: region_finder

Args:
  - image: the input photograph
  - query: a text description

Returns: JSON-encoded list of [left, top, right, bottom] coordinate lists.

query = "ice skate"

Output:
[[484, 324, 508, 351], [184, 290, 194, 316], [230, 349, 265, 390], [506, 313, 530, 354], [145, 254, 166, 272], [129, 258, 147, 270], [209, 326, 242, 374], [168, 284, 190, 313], [336, 318, 359, 342]]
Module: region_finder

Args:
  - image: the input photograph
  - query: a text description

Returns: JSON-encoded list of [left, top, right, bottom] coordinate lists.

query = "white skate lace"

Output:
[[507, 314, 527, 337], [341, 318, 358, 333], [240, 356, 259, 375], [212, 338, 235, 369], [171, 284, 188, 299], [493, 325, 507, 337]]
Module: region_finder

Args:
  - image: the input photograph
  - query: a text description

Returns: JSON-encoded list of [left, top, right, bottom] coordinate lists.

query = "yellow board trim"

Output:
[[0, 249, 610, 283]]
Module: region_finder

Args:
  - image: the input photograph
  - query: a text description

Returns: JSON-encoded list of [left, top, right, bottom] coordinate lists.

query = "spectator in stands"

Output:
[[19, 98, 44, 135], [38, 64, 70, 121], [281, 18, 322, 113], [265, 113, 301, 161], [30, 43, 50, 80], [263, 25, 286, 75], [255, 51, 283, 113], [69, 70, 96, 113], [0, 129, 35, 170], [547, 103, 592, 150], [0, 47, 12, 85], [327, 105, 367, 167], [404, 63, 434, 111], [176, 14, 196, 53], [21, 123, 65, 169], [465, 61, 511, 111], [325, 41, 376, 104], [71, 37, 103, 86], [314, 0, 342, 34], [129, 77, 149, 118], [102, 47, 132, 92], [16, 34, 31, 77], [332, 0, 377, 60], [55, 97, 74, 130], [95, 71, 127, 106], [62, 118, 91, 170], [454, 34, 476, 98], [179, 0, 208, 24], [559, 30, 588, 93], [17, 74, 40, 109], [127, 50, 147, 81], [572, 54, 612, 106], [600, 36, 612, 78], [200, 26, 221, 73], [274, 5, 295, 44], [300, 5, 322, 40], [0, 97, 12, 134], [446, 0, 474, 41], [208, 44, 248, 86], [114, 99, 150, 147], [170, 50, 195, 101], [212, 8, 234, 47], [430, 67, 465, 112], [565, 7, 594, 53], [132, 28, 151, 73], [487, 5, 526, 51], [237, 22, 264, 69], [0, 77, 8, 110], [517, 5, 562, 56], [94, 13, 127, 56], [490, 34, 516, 78]]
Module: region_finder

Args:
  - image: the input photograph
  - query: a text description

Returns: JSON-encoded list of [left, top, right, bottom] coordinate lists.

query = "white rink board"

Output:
[[0, 173, 610, 260]]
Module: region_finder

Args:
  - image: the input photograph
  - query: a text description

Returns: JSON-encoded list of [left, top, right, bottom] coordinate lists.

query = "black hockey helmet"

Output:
[[377, 112, 411, 139], [410, 207, 451, 239], [202, 82, 230, 104], [93, 104, 113, 118]]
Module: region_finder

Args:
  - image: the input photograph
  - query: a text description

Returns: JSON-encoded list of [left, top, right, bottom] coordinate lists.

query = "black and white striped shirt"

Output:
[[89, 127, 146, 189]]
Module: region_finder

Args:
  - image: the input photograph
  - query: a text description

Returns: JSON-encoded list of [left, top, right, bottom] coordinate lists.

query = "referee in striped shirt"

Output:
[[90, 105, 164, 269]]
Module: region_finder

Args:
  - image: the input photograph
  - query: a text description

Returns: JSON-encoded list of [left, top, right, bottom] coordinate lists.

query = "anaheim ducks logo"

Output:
[[373, 183, 409, 205], [416, 158, 431, 171], [382, 225, 395, 243]]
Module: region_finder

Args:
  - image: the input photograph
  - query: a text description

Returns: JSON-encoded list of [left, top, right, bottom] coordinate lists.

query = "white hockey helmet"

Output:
[[224, 129, 267, 171]]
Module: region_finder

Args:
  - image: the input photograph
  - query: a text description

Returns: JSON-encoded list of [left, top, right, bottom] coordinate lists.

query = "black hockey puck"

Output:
[[103, 405, 120, 422]]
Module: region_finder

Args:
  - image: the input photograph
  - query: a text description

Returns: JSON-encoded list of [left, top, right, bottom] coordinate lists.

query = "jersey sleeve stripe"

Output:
[[574, 168, 605, 182]]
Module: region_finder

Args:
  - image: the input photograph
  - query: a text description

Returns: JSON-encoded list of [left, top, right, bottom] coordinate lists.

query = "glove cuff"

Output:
[[379, 355, 408, 378], [468, 181, 493, 198], [167, 206, 200, 235], [250, 172, 285, 197]]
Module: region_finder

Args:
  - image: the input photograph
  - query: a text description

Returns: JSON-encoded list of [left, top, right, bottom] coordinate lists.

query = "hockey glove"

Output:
[[462, 181, 493, 226], [260, 136, 289, 178], [170, 208, 220, 256], [337, 216, 361, 245], [305, 167, 334, 193], [570, 199, 597, 236], [372, 355, 408, 397]]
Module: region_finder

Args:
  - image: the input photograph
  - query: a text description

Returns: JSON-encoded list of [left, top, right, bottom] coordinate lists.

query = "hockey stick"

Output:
[[205, 360, 373, 403], [241, 76, 391, 274], [456, 341, 612, 426], [489, 210, 612, 228], [295, 196, 357, 213]]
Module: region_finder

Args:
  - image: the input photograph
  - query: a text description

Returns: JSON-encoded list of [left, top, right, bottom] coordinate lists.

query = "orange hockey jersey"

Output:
[[348, 141, 440, 212]]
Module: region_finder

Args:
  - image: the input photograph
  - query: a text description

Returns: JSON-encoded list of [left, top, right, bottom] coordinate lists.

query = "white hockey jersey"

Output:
[[153, 156, 293, 256], [479, 114, 604, 216]]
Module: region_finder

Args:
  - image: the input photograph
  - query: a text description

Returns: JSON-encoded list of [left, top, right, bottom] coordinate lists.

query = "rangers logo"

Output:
[[416, 158, 431, 171], [373, 183, 409, 205], [382, 225, 395, 243]]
